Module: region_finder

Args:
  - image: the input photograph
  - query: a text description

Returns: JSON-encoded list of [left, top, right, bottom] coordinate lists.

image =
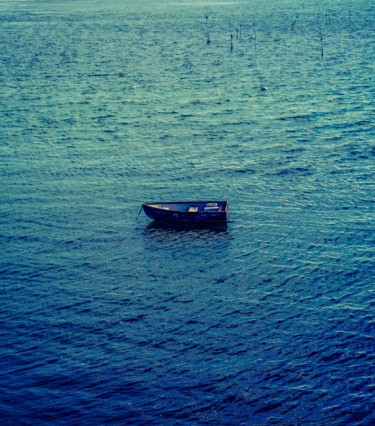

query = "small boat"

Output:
[[142, 201, 228, 224]]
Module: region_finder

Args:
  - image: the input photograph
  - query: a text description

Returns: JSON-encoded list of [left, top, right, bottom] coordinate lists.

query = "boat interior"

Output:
[[150, 202, 226, 212]]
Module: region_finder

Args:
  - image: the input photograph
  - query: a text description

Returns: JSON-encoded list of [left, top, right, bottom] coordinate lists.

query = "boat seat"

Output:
[[188, 206, 199, 212]]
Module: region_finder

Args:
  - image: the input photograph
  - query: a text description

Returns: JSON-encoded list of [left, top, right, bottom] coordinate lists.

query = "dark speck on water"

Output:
[[1, 0, 374, 424]]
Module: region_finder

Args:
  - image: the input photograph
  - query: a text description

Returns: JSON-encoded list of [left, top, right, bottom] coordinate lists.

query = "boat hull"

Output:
[[142, 201, 228, 224]]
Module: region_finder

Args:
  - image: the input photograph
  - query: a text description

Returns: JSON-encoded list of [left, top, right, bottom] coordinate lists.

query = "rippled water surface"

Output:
[[1, 0, 374, 424]]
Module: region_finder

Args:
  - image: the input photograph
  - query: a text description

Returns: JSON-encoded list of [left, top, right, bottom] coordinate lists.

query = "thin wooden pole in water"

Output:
[[291, 14, 298, 32], [317, 13, 324, 58], [253, 21, 257, 52], [325, 9, 331, 25], [319, 25, 324, 58], [205, 15, 211, 44]]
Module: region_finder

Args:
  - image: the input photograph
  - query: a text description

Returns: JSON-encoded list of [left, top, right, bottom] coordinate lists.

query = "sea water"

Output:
[[1, 0, 374, 424]]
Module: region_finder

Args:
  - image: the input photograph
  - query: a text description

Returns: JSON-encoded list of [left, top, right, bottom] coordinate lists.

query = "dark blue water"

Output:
[[1, 0, 374, 424]]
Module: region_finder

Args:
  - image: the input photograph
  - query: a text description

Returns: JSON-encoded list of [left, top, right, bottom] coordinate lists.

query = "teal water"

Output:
[[1, 0, 374, 424]]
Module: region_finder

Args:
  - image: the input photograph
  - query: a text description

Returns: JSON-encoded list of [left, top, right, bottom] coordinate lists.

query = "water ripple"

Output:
[[1, 0, 374, 425]]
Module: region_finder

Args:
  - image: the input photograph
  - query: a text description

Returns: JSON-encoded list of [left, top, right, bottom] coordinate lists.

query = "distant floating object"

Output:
[[261, 85, 267, 91]]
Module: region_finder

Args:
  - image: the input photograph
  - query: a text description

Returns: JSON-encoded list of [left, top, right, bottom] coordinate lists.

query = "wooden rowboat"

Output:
[[142, 201, 228, 224]]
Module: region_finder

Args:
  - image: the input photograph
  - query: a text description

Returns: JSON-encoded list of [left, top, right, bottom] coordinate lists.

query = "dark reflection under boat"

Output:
[[145, 220, 228, 233], [142, 219, 231, 252]]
